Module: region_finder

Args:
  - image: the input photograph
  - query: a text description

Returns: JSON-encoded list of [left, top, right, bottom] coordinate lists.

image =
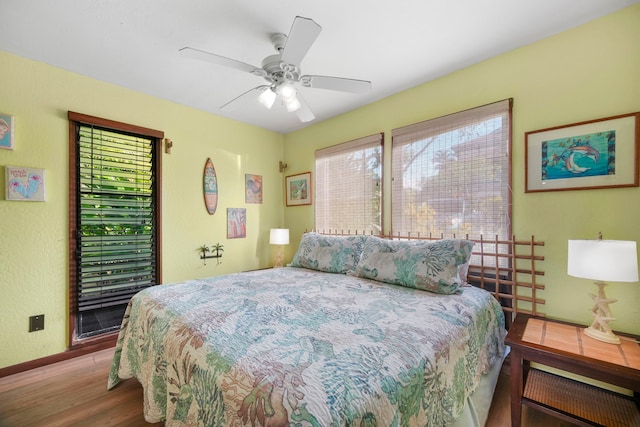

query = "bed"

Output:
[[108, 233, 545, 426]]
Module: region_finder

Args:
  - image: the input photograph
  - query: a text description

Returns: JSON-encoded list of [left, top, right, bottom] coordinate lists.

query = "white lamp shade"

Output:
[[284, 96, 301, 112], [279, 83, 296, 98], [269, 228, 289, 245], [258, 88, 276, 109], [568, 239, 639, 282], [278, 83, 301, 112]]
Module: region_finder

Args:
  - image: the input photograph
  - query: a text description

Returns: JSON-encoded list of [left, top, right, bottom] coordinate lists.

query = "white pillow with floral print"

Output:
[[353, 236, 474, 294], [291, 233, 369, 274]]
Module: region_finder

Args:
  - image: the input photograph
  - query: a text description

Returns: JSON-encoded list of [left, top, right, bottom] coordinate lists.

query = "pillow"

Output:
[[352, 236, 474, 294], [290, 232, 369, 274]]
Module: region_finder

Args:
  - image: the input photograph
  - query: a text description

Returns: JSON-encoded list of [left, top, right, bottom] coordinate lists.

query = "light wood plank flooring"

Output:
[[0, 348, 573, 426]]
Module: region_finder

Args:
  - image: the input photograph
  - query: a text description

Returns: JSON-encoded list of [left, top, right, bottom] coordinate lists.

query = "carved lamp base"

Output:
[[583, 281, 620, 345]]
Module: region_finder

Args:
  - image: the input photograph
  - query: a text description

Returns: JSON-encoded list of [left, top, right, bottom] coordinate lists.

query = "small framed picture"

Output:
[[285, 172, 312, 206], [227, 208, 246, 239], [245, 174, 263, 204], [6, 166, 46, 201], [0, 113, 15, 150]]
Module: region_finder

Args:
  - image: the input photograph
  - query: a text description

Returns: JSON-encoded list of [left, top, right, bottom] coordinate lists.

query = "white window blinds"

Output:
[[315, 133, 383, 234], [391, 99, 512, 240]]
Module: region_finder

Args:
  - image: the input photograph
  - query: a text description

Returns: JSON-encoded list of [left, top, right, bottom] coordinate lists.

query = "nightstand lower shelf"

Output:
[[523, 369, 640, 427]]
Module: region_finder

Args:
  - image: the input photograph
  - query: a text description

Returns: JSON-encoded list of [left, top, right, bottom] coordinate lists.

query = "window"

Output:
[[68, 112, 162, 345], [315, 133, 383, 235], [391, 99, 512, 240]]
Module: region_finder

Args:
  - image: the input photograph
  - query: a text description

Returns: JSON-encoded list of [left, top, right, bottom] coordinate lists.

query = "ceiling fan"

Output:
[[179, 16, 372, 122]]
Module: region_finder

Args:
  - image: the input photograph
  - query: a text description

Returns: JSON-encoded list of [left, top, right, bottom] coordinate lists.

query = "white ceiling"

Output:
[[1, 0, 637, 134]]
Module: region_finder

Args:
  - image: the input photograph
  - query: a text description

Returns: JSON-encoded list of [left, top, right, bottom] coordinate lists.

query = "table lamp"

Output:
[[567, 235, 639, 344], [270, 228, 289, 267]]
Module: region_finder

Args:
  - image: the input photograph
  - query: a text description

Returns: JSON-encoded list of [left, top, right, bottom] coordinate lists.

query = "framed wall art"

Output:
[[0, 113, 15, 150], [203, 158, 218, 215], [525, 112, 639, 193], [245, 174, 263, 204], [6, 166, 46, 201], [285, 171, 312, 206], [227, 208, 246, 239]]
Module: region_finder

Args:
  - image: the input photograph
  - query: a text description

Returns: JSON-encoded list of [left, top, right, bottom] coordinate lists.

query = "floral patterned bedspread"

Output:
[[108, 267, 506, 426]]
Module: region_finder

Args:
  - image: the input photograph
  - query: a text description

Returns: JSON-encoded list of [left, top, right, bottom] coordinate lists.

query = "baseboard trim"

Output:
[[0, 336, 116, 378]]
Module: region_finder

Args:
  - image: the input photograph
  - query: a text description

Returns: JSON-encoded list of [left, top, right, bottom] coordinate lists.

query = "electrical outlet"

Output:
[[29, 314, 45, 332]]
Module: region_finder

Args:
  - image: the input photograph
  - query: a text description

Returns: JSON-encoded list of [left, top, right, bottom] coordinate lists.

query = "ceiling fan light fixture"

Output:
[[279, 83, 296, 99], [278, 82, 301, 112], [258, 87, 277, 109], [284, 95, 301, 112]]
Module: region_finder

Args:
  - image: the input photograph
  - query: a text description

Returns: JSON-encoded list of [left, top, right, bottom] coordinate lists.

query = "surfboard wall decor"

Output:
[[203, 158, 218, 215]]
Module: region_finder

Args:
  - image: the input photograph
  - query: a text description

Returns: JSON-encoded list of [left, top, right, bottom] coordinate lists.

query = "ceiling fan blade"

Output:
[[280, 16, 322, 66], [301, 75, 372, 93], [179, 47, 261, 75], [294, 92, 316, 123], [220, 86, 268, 111]]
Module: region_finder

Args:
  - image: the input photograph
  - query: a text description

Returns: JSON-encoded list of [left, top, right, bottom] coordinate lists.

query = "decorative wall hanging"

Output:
[[203, 158, 218, 214], [199, 243, 224, 265], [285, 171, 312, 206], [6, 166, 46, 201], [245, 174, 263, 204], [0, 113, 15, 150], [227, 208, 246, 239], [525, 112, 639, 192]]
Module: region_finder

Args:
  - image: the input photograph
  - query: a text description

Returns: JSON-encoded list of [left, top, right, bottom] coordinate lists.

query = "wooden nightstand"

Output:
[[505, 314, 640, 427]]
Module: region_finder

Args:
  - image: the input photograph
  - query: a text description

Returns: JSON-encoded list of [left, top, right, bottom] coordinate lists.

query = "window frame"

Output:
[[67, 111, 163, 349]]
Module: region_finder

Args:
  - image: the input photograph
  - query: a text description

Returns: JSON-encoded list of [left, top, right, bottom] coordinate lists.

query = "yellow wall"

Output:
[[0, 52, 285, 368], [283, 5, 640, 334]]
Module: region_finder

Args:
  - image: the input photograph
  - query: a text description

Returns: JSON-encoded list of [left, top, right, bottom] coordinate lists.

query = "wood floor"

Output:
[[0, 348, 573, 426]]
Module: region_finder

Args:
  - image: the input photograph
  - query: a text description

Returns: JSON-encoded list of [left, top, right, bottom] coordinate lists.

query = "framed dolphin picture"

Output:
[[525, 112, 639, 192]]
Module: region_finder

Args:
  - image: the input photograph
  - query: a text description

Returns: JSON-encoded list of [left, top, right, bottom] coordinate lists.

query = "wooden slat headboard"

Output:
[[309, 230, 545, 327]]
